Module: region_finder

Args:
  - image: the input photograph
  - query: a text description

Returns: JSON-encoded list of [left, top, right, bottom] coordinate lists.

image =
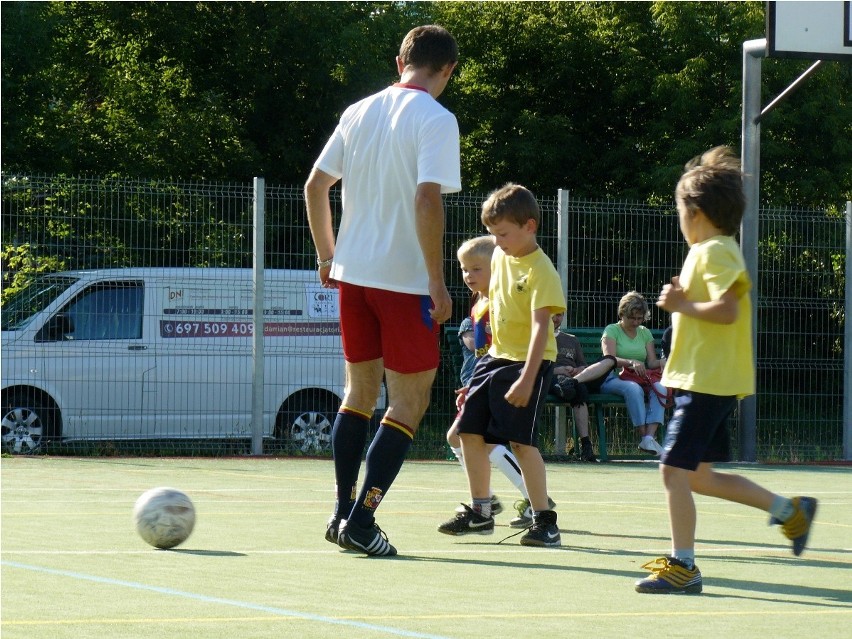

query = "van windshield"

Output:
[[1, 275, 78, 331]]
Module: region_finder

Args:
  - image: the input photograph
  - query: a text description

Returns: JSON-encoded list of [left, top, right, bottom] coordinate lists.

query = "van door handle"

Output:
[[128, 345, 148, 351]]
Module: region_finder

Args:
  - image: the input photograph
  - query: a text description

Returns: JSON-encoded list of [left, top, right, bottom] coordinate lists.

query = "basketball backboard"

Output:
[[767, 1, 852, 61]]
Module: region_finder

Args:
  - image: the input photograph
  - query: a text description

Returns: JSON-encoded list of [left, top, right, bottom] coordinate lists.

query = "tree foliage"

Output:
[[2, 1, 850, 205]]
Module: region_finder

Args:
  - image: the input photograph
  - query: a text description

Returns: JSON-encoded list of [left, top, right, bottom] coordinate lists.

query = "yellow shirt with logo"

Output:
[[488, 246, 566, 362], [662, 235, 755, 398]]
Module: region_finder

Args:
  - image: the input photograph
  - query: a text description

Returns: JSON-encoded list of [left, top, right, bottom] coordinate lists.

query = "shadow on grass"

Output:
[[691, 577, 852, 605], [386, 551, 852, 606], [162, 549, 247, 557], [558, 527, 852, 557]]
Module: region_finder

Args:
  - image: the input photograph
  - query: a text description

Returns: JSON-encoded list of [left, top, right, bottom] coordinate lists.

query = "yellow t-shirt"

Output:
[[488, 246, 566, 362], [662, 235, 755, 398]]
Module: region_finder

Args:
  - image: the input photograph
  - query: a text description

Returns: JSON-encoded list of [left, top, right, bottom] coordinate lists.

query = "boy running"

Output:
[[635, 146, 817, 593]]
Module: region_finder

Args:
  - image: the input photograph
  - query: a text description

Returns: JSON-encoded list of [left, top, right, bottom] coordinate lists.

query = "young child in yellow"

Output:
[[438, 183, 566, 546], [445, 236, 535, 527], [635, 146, 817, 594]]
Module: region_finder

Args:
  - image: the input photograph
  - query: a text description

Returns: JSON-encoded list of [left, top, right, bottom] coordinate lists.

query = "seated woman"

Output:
[[599, 291, 667, 455]]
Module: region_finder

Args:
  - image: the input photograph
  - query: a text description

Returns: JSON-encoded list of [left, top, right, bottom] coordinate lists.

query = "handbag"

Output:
[[618, 366, 673, 408]]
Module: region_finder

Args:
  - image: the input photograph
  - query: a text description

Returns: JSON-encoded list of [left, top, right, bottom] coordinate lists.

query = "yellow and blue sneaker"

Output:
[[770, 496, 817, 556], [635, 556, 702, 594]]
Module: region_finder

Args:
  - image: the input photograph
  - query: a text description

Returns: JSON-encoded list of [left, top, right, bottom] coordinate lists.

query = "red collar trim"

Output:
[[393, 83, 428, 93]]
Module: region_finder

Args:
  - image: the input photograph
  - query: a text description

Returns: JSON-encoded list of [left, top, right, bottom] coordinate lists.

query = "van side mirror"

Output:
[[35, 313, 74, 342]]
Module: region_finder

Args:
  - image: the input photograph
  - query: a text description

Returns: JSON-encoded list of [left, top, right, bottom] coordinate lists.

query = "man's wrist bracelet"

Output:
[[316, 256, 333, 269]]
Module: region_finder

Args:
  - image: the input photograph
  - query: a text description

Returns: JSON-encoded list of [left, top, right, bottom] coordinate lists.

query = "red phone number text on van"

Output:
[[160, 320, 339, 338]]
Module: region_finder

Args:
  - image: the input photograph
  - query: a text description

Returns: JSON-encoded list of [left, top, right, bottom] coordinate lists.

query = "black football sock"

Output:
[[348, 420, 413, 528], [331, 409, 370, 519]]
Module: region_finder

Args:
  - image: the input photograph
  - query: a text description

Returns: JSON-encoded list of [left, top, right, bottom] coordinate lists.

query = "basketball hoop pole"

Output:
[[739, 38, 765, 463]]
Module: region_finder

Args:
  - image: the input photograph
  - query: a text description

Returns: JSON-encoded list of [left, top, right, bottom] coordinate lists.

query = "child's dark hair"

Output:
[[480, 183, 540, 228], [675, 146, 745, 236], [399, 25, 458, 74]]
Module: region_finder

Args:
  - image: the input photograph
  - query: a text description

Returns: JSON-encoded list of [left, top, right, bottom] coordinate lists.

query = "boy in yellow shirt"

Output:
[[635, 146, 817, 594]]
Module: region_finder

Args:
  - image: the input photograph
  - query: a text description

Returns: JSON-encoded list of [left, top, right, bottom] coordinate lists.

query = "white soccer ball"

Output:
[[133, 487, 196, 549]]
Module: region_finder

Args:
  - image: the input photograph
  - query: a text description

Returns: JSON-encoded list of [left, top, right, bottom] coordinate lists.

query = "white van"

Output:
[[1, 268, 357, 454]]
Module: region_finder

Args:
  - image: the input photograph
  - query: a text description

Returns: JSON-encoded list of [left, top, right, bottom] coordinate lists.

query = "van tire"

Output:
[[276, 393, 339, 455], [1, 389, 59, 455]]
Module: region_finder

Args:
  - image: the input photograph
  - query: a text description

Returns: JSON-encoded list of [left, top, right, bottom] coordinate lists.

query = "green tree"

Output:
[[432, 1, 850, 204], [1, 2, 416, 180], [3, 1, 850, 204]]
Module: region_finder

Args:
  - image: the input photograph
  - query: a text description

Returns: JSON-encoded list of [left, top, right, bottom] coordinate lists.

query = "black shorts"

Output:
[[452, 410, 509, 447], [455, 354, 553, 447], [660, 390, 736, 471]]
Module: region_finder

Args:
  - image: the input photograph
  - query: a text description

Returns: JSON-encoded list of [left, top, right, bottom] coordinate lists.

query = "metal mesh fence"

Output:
[[1, 174, 846, 460], [755, 207, 846, 461]]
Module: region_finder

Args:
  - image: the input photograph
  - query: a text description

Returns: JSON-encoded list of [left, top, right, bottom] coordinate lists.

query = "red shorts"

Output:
[[338, 282, 439, 374]]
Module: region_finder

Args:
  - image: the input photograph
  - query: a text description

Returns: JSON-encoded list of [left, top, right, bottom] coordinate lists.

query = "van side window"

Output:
[[44, 282, 143, 341]]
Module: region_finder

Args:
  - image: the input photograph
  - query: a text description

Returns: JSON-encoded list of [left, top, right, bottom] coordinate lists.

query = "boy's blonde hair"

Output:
[[457, 235, 496, 262], [480, 183, 540, 228], [676, 145, 745, 236]]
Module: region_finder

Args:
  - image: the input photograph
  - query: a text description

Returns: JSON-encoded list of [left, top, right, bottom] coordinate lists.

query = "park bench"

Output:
[[443, 325, 664, 462]]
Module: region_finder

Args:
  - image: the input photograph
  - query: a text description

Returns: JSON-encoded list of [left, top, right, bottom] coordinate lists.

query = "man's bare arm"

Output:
[[414, 181, 451, 323], [304, 168, 339, 286]]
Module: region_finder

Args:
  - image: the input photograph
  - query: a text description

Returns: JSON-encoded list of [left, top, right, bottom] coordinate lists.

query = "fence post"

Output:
[[739, 38, 765, 462], [554, 189, 571, 455], [845, 201, 852, 461], [251, 177, 266, 456]]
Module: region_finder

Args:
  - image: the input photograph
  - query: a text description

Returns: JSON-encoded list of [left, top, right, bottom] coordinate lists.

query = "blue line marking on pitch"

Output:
[[2, 560, 452, 639]]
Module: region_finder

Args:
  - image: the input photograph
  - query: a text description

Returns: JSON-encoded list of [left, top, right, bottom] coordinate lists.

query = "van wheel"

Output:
[[1, 390, 57, 455], [276, 394, 338, 455]]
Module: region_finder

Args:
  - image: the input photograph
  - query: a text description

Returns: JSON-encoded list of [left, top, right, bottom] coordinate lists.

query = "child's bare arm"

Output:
[[504, 307, 551, 407], [460, 331, 475, 352], [657, 276, 739, 325]]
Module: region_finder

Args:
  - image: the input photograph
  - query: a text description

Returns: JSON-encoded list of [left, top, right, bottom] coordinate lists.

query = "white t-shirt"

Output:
[[314, 85, 461, 294]]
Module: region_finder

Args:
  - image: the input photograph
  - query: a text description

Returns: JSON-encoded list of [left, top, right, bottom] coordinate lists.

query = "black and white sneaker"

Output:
[[519, 509, 561, 547], [325, 515, 342, 545], [438, 504, 495, 536], [337, 520, 397, 556]]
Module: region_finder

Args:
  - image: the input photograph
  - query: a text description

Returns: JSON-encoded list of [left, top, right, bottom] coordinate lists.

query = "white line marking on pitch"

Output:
[[1, 561, 452, 639], [5, 546, 848, 556]]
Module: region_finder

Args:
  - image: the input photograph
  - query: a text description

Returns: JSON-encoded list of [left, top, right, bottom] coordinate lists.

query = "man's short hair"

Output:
[[399, 25, 458, 73]]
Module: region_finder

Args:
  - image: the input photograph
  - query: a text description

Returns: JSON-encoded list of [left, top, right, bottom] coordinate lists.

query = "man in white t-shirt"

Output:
[[305, 25, 461, 556]]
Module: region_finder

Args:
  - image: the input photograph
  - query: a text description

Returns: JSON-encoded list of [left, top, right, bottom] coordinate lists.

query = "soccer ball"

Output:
[[133, 487, 196, 549]]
